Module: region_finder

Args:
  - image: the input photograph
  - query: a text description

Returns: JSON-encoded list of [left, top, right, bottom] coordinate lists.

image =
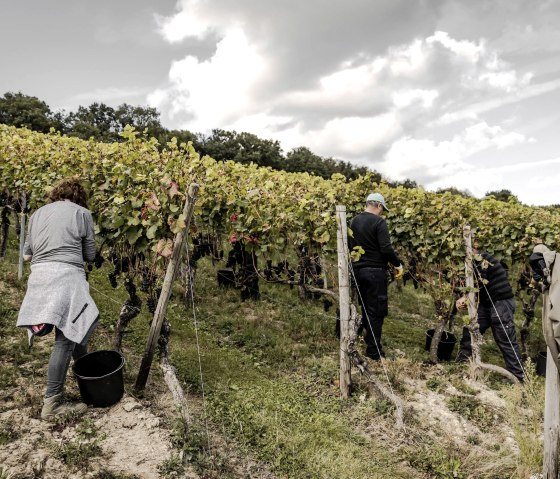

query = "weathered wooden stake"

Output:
[[463, 225, 484, 365], [543, 346, 560, 478], [18, 193, 26, 280], [336, 205, 351, 398], [135, 183, 199, 393], [543, 285, 560, 479]]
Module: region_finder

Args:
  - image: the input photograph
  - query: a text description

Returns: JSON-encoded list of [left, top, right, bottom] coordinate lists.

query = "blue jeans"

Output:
[[45, 328, 88, 398]]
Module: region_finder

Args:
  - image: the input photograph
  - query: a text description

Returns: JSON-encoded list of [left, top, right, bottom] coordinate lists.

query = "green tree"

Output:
[[198, 129, 284, 169], [234, 132, 284, 169], [389, 179, 420, 189], [436, 186, 472, 198], [0, 92, 56, 133], [160, 128, 202, 150], [284, 147, 329, 177], [67, 102, 120, 142], [485, 189, 518, 203], [199, 129, 238, 162], [114, 104, 166, 141]]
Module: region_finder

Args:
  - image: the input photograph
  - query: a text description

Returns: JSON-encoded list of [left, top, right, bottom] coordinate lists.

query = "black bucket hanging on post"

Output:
[[425, 329, 457, 361], [536, 351, 547, 377]]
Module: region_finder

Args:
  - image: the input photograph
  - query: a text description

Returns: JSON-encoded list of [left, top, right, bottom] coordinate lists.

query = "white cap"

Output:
[[366, 193, 389, 211]]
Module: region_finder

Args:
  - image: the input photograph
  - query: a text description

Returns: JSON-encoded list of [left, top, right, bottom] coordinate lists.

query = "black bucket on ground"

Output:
[[73, 350, 125, 407], [536, 351, 547, 377], [425, 329, 457, 361], [217, 269, 236, 288]]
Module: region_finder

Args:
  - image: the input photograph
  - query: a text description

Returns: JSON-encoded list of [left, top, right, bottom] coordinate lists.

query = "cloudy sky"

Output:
[[1, 0, 559, 205]]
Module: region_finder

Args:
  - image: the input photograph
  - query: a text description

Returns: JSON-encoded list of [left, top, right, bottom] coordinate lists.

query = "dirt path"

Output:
[[0, 392, 182, 479]]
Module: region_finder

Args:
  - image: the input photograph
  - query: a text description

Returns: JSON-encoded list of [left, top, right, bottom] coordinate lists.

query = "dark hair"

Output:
[[49, 177, 88, 208]]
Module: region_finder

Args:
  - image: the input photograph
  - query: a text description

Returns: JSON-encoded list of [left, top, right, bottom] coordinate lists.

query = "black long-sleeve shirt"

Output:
[[476, 252, 513, 305], [349, 212, 401, 269]]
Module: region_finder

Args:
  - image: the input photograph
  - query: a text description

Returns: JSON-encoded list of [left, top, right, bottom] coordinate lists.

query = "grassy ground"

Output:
[[0, 233, 548, 479]]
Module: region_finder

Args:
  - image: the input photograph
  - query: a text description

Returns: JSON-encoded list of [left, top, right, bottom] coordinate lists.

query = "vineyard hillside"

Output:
[[0, 125, 556, 478]]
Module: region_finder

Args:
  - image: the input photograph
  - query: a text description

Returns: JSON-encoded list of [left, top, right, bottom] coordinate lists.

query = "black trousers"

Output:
[[458, 298, 524, 380], [353, 267, 388, 359]]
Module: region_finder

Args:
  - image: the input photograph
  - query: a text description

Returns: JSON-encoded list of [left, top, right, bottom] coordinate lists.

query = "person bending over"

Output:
[[17, 177, 99, 420]]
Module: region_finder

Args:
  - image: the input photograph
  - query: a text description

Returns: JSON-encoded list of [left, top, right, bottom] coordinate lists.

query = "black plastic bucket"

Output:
[[217, 269, 236, 288], [536, 351, 547, 377], [73, 350, 125, 407], [425, 329, 457, 361]]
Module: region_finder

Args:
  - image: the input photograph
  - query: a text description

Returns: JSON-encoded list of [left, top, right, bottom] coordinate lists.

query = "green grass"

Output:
[[0, 233, 547, 479]]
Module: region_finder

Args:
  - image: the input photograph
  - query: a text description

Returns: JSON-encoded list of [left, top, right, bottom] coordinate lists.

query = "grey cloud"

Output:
[[170, 0, 444, 93]]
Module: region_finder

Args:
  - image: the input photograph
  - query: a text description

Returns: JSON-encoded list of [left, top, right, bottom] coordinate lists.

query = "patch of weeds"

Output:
[[426, 376, 446, 393], [447, 395, 499, 429], [92, 470, 141, 479], [170, 417, 235, 478], [466, 434, 480, 445], [52, 418, 105, 470], [373, 399, 395, 417], [449, 377, 477, 395], [157, 454, 185, 478], [503, 365, 544, 478], [370, 360, 407, 394], [403, 445, 465, 479], [49, 408, 87, 432], [0, 418, 20, 445]]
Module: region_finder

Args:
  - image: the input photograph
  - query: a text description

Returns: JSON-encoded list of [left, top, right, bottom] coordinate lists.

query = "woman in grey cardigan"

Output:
[[17, 177, 100, 420]]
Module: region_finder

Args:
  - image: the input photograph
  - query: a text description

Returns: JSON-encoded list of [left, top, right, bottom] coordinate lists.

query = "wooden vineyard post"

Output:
[[543, 286, 560, 479], [135, 183, 199, 393], [463, 225, 484, 367], [18, 192, 26, 280], [543, 346, 560, 478], [336, 205, 351, 398]]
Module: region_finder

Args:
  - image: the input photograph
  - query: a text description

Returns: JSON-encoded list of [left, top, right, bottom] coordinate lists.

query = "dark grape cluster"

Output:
[[147, 297, 156, 314], [94, 251, 105, 269], [108, 272, 118, 288], [141, 268, 155, 292]]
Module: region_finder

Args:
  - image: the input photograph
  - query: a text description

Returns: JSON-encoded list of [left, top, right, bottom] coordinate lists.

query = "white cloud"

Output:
[[148, 4, 559, 203], [155, 0, 212, 42], [149, 27, 267, 131], [427, 30, 484, 62], [392, 89, 439, 108], [379, 121, 529, 190], [435, 77, 560, 126], [389, 39, 427, 76]]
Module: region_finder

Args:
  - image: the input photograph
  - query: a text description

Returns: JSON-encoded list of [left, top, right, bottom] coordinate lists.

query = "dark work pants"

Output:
[[354, 267, 388, 359], [458, 298, 524, 380], [45, 328, 88, 398]]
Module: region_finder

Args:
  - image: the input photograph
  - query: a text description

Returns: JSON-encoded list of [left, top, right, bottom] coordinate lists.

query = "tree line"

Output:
[[0, 91, 385, 182], [0, 91, 537, 203]]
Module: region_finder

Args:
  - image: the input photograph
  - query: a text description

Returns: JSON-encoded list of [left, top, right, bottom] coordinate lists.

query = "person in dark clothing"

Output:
[[348, 193, 402, 360], [456, 250, 524, 381]]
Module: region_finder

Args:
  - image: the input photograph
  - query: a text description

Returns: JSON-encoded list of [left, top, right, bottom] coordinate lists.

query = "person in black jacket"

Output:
[[348, 193, 403, 360], [456, 249, 524, 381]]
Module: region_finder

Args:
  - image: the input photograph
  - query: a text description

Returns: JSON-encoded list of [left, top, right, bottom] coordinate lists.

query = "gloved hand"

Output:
[[394, 264, 404, 280]]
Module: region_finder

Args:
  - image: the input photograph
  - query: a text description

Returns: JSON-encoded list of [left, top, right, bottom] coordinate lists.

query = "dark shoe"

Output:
[[366, 350, 386, 361], [455, 353, 470, 363]]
